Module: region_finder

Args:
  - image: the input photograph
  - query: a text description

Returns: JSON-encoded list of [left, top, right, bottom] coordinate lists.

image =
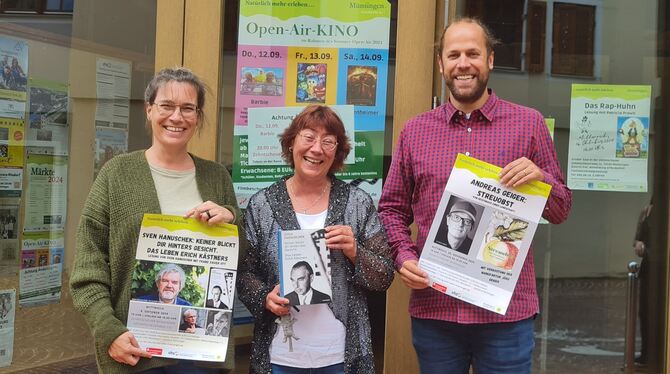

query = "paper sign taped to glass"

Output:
[[127, 214, 239, 362], [419, 154, 551, 315]]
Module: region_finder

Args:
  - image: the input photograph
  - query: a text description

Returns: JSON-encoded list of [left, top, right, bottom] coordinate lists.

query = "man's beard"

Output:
[[446, 74, 488, 104], [160, 290, 176, 301]]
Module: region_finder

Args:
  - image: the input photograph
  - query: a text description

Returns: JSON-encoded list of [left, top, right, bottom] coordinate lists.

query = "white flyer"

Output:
[[419, 154, 551, 315]]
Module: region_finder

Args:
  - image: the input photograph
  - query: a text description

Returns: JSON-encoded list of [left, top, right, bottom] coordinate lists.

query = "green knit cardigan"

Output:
[[70, 150, 244, 373]]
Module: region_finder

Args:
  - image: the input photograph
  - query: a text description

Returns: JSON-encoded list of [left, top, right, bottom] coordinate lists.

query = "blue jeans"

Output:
[[141, 360, 223, 374], [271, 363, 345, 374], [411, 317, 535, 374]]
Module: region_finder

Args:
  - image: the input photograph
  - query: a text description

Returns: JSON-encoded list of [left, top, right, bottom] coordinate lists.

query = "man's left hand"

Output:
[[325, 225, 357, 262], [500, 157, 544, 188]]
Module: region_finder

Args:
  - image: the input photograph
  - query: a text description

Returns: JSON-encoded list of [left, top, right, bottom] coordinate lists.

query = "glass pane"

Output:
[[2, 0, 39, 11], [45, 0, 60, 11], [0, 0, 156, 371], [452, 1, 664, 372]]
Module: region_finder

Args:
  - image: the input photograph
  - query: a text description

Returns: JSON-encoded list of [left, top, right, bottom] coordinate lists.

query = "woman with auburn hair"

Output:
[[238, 105, 394, 374]]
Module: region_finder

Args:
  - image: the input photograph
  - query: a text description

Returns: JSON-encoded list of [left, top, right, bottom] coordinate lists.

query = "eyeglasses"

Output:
[[153, 102, 199, 119], [448, 214, 474, 226], [298, 132, 338, 151]]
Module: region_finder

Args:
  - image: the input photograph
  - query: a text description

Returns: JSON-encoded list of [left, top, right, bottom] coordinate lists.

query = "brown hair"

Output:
[[144, 67, 208, 131], [279, 105, 351, 174], [436, 17, 500, 57]]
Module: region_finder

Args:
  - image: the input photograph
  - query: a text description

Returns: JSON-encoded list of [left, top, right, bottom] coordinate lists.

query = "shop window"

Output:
[[526, 1, 546, 73], [465, 0, 595, 77], [1, 0, 73, 14], [465, 0, 525, 70], [551, 2, 595, 77]]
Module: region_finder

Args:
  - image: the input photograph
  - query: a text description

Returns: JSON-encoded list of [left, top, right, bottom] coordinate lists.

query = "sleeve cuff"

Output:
[[394, 251, 419, 271], [84, 298, 128, 355]]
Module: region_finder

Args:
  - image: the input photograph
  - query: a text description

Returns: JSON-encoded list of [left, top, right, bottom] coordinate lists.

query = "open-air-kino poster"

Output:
[[567, 84, 651, 192], [128, 214, 239, 362], [419, 154, 551, 315], [232, 1, 391, 207]]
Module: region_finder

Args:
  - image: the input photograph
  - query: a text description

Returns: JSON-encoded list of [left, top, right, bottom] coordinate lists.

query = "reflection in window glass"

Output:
[[2, 0, 39, 12]]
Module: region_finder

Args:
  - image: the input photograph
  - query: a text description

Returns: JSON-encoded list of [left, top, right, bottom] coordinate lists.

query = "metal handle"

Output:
[[623, 261, 640, 373]]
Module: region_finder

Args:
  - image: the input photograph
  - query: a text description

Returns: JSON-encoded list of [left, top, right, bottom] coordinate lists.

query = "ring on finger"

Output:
[[206, 210, 212, 219]]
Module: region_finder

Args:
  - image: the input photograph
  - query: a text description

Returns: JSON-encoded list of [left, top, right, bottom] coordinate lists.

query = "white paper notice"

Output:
[[95, 58, 131, 129], [419, 154, 551, 315], [0, 289, 16, 367]]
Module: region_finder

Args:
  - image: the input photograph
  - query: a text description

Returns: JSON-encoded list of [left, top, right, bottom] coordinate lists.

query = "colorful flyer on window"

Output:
[[0, 289, 16, 368], [232, 1, 391, 207], [567, 84, 651, 192], [419, 154, 551, 315], [0, 117, 25, 168], [24, 153, 67, 232], [28, 78, 69, 154], [127, 214, 239, 362], [19, 231, 64, 307], [277, 229, 332, 305], [0, 37, 28, 119]]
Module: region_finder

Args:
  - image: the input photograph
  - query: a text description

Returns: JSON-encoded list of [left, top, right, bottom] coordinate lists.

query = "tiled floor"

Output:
[[4, 278, 652, 373]]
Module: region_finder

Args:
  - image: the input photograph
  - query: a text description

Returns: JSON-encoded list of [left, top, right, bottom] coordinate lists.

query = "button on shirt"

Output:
[[378, 90, 572, 324]]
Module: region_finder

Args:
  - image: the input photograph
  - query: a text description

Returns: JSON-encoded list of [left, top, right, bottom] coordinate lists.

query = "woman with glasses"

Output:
[[237, 105, 395, 374], [70, 67, 242, 373]]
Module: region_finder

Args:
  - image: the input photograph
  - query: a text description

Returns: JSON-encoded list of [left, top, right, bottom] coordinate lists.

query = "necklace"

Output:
[[288, 178, 329, 214]]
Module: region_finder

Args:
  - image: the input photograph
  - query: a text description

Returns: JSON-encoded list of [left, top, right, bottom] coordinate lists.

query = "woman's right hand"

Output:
[[108, 331, 152, 366], [265, 284, 290, 316]]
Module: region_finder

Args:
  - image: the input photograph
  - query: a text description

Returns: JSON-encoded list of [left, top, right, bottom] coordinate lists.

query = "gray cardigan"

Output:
[[237, 176, 395, 374]]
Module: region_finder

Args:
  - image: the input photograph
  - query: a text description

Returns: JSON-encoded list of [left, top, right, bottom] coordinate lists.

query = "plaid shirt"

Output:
[[378, 91, 572, 323]]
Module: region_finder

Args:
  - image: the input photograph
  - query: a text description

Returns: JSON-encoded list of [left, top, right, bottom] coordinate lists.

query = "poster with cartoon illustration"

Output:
[[567, 84, 651, 192], [419, 154, 551, 315]]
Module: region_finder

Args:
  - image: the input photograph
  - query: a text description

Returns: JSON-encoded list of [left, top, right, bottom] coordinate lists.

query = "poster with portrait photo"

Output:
[[206, 268, 236, 310], [277, 229, 332, 305], [130, 260, 207, 307], [127, 214, 239, 362], [177, 307, 207, 335], [419, 154, 550, 315], [433, 196, 483, 256], [205, 310, 232, 337]]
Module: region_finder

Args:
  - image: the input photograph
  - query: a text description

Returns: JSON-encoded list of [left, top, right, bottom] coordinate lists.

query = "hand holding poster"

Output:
[[419, 154, 551, 315], [128, 214, 239, 362], [278, 229, 332, 306]]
